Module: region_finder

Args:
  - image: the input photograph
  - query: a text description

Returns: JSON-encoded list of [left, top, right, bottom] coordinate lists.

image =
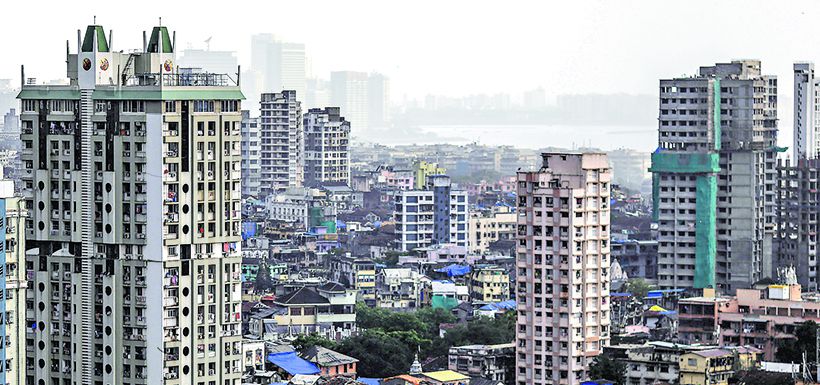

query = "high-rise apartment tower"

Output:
[[515, 152, 612, 385], [18, 24, 244, 385]]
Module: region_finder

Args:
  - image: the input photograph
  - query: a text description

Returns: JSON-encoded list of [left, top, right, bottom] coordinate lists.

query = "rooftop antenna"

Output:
[[159, 17, 162, 26], [204, 37, 212, 51], [93, 15, 96, 25]]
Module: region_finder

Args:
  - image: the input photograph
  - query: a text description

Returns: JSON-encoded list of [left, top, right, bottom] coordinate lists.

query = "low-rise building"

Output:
[[679, 347, 760, 385], [605, 341, 704, 385], [429, 280, 469, 310], [376, 268, 426, 309], [468, 206, 516, 254], [328, 254, 376, 303], [679, 284, 820, 359], [266, 187, 336, 229], [448, 343, 514, 384], [247, 283, 357, 341], [611, 239, 658, 283], [469, 265, 510, 302], [300, 346, 358, 378]]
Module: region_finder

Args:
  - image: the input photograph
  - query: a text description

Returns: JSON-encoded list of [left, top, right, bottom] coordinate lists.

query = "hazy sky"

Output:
[[3, 0, 820, 147]]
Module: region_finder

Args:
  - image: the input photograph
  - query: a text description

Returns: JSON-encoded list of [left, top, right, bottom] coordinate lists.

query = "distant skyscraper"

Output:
[[19, 24, 243, 384], [516, 153, 611, 385], [303, 107, 350, 187], [306, 77, 331, 109], [251, 34, 306, 98], [394, 175, 468, 251], [367, 73, 390, 129], [650, 60, 777, 292], [0, 172, 26, 385], [794, 62, 820, 160], [259, 91, 303, 195], [331, 71, 369, 131], [241, 110, 261, 196], [523, 87, 547, 110], [515, 152, 612, 385], [3, 108, 18, 133], [176, 48, 238, 75]]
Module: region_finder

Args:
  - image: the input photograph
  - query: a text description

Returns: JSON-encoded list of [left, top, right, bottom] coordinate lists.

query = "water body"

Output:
[[384, 124, 657, 152]]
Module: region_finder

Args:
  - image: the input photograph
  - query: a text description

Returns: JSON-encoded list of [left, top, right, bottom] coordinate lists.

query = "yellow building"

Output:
[[679, 347, 760, 385], [469, 265, 510, 302], [356, 269, 376, 301], [468, 206, 517, 254], [413, 160, 446, 189]]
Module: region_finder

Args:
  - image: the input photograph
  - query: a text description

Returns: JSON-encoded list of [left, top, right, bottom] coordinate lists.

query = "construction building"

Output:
[[651, 60, 778, 293]]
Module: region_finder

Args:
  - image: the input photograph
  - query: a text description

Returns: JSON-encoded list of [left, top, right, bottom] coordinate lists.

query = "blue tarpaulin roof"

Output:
[[435, 264, 471, 277], [479, 299, 517, 311], [267, 352, 320, 375], [358, 378, 382, 385]]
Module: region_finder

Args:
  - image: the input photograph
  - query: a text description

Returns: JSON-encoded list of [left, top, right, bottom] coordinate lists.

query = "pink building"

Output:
[[679, 284, 820, 361], [516, 153, 612, 385]]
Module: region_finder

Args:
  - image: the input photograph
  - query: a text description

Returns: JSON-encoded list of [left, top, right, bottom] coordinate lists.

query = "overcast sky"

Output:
[[3, 0, 820, 146]]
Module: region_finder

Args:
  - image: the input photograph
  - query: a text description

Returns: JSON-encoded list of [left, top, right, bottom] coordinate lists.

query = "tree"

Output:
[[588, 355, 626, 385], [254, 263, 274, 293], [776, 320, 817, 365], [624, 278, 653, 299], [292, 333, 338, 354], [336, 329, 416, 378]]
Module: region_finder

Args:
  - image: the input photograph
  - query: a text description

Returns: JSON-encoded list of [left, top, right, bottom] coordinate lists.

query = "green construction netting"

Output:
[[652, 174, 660, 222], [695, 175, 717, 289], [649, 152, 720, 174]]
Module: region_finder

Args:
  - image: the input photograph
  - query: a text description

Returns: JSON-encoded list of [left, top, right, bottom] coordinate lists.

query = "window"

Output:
[[221, 100, 238, 112], [194, 100, 214, 113], [122, 101, 145, 113], [165, 101, 176, 113]]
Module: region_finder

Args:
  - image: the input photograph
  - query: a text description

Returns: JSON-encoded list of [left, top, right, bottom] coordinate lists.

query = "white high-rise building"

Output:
[[240, 110, 261, 197], [515, 152, 611, 385], [303, 107, 350, 187], [794, 62, 820, 160], [18, 24, 243, 385], [0, 172, 27, 385], [259, 91, 303, 195]]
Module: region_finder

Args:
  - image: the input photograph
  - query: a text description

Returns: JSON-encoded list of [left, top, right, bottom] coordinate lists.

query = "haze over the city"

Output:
[[3, 0, 819, 150]]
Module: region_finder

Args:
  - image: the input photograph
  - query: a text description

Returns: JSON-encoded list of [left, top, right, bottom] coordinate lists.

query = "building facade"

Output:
[[240, 111, 261, 196], [1, 175, 26, 385], [19, 25, 243, 385], [448, 343, 514, 384], [394, 175, 468, 251], [468, 206, 516, 254], [303, 107, 350, 187], [651, 60, 778, 293], [259, 90, 302, 195], [794, 62, 820, 161], [774, 158, 820, 291], [469, 265, 510, 303], [516, 152, 612, 385]]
